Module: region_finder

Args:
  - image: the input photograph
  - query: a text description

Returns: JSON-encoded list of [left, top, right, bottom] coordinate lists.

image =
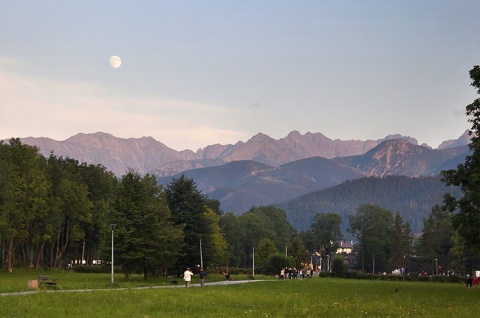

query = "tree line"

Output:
[[2, 125, 480, 277], [0, 139, 302, 277]]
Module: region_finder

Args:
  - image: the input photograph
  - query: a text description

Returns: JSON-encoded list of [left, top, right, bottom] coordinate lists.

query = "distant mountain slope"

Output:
[[20, 132, 196, 176], [438, 130, 473, 149], [156, 158, 364, 214], [277, 175, 461, 235], [334, 140, 470, 177], [154, 140, 470, 215]]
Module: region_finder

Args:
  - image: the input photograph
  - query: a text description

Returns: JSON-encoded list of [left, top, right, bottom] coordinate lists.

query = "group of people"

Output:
[[280, 267, 315, 279], [183, 267, 207, 288], [182, 267, 231, 288], [465, 274, 479, 289]]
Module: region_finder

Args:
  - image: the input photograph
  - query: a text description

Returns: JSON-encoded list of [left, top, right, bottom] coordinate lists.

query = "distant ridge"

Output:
[[8, 130, 471, 176]]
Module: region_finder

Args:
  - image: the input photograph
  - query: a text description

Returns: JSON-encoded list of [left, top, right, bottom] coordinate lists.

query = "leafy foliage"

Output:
[[348, 204, 394, 273], [442, 65, 480, 248]]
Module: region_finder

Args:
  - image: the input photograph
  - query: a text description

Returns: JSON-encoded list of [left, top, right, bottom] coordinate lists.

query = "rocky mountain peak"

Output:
[[14, 130, 471, 177]]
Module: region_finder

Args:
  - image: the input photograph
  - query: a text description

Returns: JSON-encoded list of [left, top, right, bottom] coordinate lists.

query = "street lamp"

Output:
[[82, 240, 85, 266], [435, 258, 438, 275], [193, 233, 204, 269], [252, 244, 255, 277], [109, 224, 116, 285], [199, 236, 203, 269]]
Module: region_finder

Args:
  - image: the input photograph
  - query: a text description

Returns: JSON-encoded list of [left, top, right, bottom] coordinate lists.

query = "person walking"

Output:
[[223, 268, 231, 281], [200, 268, 207, 287], [184, 267, 193, 288], [466, 274, 473, 289]]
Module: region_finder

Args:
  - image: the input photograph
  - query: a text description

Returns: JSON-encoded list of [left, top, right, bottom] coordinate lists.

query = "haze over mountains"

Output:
[[11, 130, 471, 234]]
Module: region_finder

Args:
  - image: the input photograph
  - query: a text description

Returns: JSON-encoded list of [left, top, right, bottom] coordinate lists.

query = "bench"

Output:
[[167, 276, 178, 285], [39, 275, 57, 286]]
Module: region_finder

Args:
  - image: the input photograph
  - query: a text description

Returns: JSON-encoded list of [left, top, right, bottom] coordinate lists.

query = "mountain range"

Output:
[[10, 130, 472, 233], [14, 130, 471, 177]]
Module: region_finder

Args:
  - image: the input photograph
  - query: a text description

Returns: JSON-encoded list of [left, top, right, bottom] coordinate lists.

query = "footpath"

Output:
[[0, 279, 268, 297]]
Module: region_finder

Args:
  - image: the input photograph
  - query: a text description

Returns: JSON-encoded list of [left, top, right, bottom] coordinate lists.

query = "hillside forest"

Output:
[[1, 139, 479, 277]]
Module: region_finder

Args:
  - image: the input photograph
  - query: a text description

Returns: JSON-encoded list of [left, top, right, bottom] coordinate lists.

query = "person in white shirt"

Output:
[[183, 268, 194, 288]]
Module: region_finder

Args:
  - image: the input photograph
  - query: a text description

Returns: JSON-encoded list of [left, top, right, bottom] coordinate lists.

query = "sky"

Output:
[[1, 1, 479, 151]]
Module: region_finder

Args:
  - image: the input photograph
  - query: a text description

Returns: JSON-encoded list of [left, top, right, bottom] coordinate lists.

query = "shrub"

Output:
[[331, 255, 346, 277], [265, 254, 294, 275], [72, 265, 109, 273]]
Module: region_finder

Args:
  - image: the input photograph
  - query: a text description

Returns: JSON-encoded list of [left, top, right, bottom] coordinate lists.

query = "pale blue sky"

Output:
[[1, 1, 479, 150]]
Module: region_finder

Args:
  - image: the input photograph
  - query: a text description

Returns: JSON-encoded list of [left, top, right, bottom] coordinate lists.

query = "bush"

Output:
[[431, 275, 446, 283], [72, 265, 109, 273], [331, 255, 346, 277], [447, 274, 463, 283]]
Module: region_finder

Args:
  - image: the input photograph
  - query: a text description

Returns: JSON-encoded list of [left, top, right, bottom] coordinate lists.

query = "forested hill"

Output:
[[277, 175, 460, 236]]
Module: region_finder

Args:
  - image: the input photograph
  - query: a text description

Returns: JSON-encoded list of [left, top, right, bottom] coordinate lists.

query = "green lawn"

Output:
[[0, 270, 477, 317]]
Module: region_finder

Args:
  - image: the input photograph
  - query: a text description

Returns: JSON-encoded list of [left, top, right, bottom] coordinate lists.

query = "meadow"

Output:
[[0, 270, 477, 317]]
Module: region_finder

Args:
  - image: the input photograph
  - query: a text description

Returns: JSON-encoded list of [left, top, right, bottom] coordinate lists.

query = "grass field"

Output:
[[0, 270, 477, 317]]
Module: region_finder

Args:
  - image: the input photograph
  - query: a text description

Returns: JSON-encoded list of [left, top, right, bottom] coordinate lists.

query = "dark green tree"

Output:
[[256, 238, 278, 273], [290, 235, 310, 269], [0, 139, 49, 272], [112, 170, 183, 280], [46, 156, 93, 268], [237, 206, 296, 268], [166, 175, 214, 271], [415, 205, 453, 274], [442, 65, 480, 247], [387, 212, 413, 271], [449, 230, 480, 275], [220, 212, 246, 267], [348, 204, 394, 273], [76, 163, 118, 267], [309, 212, 343, 258], [265, 253, 294, 275]]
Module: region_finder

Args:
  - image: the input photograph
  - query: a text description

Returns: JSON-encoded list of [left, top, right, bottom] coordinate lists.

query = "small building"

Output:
[[336, 241, 353, 254]]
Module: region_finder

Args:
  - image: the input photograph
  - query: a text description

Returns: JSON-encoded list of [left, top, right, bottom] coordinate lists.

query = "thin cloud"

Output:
[[0, 68, 248, 150]]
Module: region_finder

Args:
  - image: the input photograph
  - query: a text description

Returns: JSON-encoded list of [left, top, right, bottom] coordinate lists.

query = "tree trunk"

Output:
[[144, 266, 148, 281], [54, 221, 70, 268], [35, 241, 45, 270], [6, 238, 14, 273], [361, 250, 365, 273]]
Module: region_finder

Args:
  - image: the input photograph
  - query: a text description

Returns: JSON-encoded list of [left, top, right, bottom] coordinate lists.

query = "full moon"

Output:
[[109, 55, 122, 69]]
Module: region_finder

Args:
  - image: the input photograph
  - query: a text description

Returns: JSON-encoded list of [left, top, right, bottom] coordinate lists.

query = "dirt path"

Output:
[[0, 279, 269, 297]]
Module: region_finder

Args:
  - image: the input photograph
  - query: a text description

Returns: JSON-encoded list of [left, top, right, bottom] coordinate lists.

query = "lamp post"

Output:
[[252, 244, 255, 277], [435, 258, 438, 275], [193, 233, 204, 269], [327, 254, 330, 272], [81, 240, 85, 266], [109, 224, 116, 285], [199, 236, 203, 269]]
